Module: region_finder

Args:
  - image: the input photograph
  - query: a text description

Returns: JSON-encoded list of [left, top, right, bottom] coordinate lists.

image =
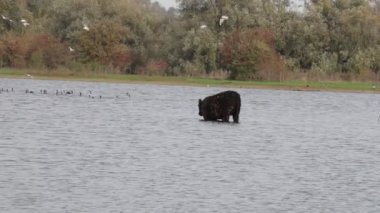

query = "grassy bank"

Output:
[[0, 68, 379, 93]]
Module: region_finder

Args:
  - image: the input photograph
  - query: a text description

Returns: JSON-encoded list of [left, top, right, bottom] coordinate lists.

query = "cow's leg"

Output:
[[222, 113, 229, 122], [222, 116, 229, 122], [233, 113, 239, 123], [233, 107, 240, 123]]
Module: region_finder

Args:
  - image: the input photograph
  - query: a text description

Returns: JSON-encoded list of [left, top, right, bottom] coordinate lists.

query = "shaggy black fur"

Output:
[[198, 90, 241, 123]]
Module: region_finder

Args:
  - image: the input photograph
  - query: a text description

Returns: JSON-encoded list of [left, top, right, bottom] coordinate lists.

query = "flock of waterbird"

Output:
[[1, 14, 93, 53], [1, 86, 131, 100], [200, 15, 229, 30], [2, 12, 228, 30], [1, 15, 29, 26], [3, 13, 230, 51]]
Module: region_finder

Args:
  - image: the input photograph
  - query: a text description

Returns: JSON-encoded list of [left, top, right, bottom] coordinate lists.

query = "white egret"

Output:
[[200, 24, 207, 29], [69, 47, 75, 52], [20, 19, 29, 26], [219, 15, 229, 26], [83, 23, 90, 31]]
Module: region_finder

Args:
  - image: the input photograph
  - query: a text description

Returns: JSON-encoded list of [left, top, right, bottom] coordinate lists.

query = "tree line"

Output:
[[0, 0, 379, 81]]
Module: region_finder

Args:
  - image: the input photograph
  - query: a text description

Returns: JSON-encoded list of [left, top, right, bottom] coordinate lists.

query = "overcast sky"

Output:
[[154, 0, 178, 9]]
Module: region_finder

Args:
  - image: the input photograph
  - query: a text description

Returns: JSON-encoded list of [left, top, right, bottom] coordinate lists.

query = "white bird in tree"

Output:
[[200, 24, 207, 29], [2, 15, 14, 23], [68, 47, 75, 52], [83, 23, 90, 31], [21, 19, 30, 27], [219, 15, 229, 26]]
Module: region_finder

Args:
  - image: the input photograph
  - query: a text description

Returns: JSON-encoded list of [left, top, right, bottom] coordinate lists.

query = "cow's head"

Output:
[[198, 99, 203, 116]]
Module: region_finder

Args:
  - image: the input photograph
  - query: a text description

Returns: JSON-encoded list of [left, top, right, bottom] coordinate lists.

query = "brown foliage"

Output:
[[28, 34, 70, 69], [137, 59, 168, 76], [78, 21, 132, 72], [220, 28, 287, 80], [110, 51, 134, 73], [0, 33, 70, 69], [0, 33, 28, 68]]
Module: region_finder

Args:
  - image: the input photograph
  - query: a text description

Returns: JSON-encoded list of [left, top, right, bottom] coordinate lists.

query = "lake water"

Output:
[[0, 78, 380, 213]]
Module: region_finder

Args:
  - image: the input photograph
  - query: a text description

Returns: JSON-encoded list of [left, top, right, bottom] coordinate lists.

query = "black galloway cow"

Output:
[[198, 90, 241, 123]]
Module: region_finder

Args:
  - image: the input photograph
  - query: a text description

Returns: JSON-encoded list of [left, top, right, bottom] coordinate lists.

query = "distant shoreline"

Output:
[[1, 68, 379, 94]]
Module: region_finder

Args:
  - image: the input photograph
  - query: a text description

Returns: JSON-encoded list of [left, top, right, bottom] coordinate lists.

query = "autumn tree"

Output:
[[277, 0, 379, 76]]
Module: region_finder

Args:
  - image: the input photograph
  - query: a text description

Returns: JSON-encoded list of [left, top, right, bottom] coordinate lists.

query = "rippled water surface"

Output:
[[1, 78, 380, 212]]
